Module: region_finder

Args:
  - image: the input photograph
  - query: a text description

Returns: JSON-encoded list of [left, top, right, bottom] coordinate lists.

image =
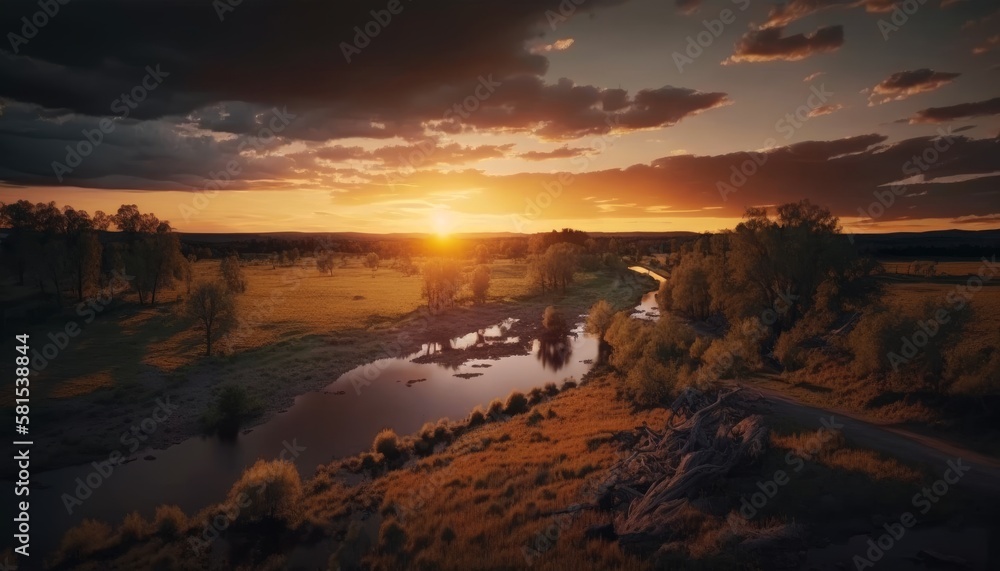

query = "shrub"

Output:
[[118, 511, 150, 542], [526, 410, 544, 426], [441, 526, 456, 544], [468, 406, 487, 426], [470, 264, 491, 304], [153, 505, 187, 538], [226, 459, 303, 525], [203, 384, 260, 435], [585, 300, 616, 340], [486, 398, 505, 419], [624, 355, 681, 407], [527, 387, 545, 405], [774, 323, 814, 371], [503, 391, 529, 415], [543, 382, 559, 396], [373, 428, 404, 461], [57, 519, 112, 563], [542, 306, 568, 337], [847, 308, 906, 377], [689, 336, 712, 361], [379, 518, 407, 554], [220, 255, 248, 293], [562, 380, 577, 390], [848, 301, 970, 388]]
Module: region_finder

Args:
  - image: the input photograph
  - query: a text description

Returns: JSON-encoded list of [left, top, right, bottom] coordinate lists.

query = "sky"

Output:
[[0, 0, 998, 235]]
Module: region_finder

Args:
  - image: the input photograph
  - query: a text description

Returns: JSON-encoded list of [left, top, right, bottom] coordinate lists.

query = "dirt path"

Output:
[[734, 380, 1000, 497]]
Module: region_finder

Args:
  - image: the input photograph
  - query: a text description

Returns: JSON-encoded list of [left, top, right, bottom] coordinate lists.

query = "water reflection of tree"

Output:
[[536, 335, 573, 372]]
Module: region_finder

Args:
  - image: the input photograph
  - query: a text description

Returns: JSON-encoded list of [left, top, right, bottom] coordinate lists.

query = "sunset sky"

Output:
[[1, 0, 998, 234]]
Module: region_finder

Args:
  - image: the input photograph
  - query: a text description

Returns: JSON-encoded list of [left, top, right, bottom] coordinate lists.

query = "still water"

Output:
[[27, 268, 662, 555]]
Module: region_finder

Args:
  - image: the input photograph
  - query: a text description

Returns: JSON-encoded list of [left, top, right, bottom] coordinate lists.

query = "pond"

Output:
[[23, 268, 663, 556]]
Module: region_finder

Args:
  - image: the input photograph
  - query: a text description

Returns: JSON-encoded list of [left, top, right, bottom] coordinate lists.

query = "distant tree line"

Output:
[[0, 201, 187, 307]]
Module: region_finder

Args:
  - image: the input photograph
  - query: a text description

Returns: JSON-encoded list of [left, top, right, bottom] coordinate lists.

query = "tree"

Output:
[[542, 306, 568, 338], [585, 300, 616, 341], [470, 264, 491, 304], [220, 255, 248, 293], [63, 207, 102, 302], [129, 230, 184, 304], [316, 253, 335, 276], [422, 258, 462, 312], [185, 281, 236, 356], [530, 243, 579, 293], [473, 244, 491, 265], [364, 252, 380, 275]]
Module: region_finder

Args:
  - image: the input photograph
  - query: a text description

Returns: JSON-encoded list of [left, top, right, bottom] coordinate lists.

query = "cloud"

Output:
[[807, 103, 846, 117], [725, 25, 844, 63], [0, 0, 630, 141], [972, 34, 1000, 55], [529, 38, 576, 54], [517, 145, 591, 161], [675, 0, 701, 14], [908, 97, 1000, 123], [868, 69, 961, 105], [803, 71, 826, 82], [762, 0, 897, 28], [437, 77, 731, 140]]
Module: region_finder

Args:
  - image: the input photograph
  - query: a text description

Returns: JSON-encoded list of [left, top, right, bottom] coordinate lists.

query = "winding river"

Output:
[[23, 267, 665, 556]]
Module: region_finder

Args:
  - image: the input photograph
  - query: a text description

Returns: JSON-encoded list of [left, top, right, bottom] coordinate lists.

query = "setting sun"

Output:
[[432, 209, 454, 238]]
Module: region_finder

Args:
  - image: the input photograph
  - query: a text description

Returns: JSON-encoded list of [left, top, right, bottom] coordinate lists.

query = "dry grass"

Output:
[[310, 375, 664, 570], [879, 259, 992, 277]]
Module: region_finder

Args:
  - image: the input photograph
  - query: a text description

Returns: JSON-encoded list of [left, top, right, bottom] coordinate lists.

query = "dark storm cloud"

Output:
[[725, 25, 844, 63], [909, 97, 1000, 123], [0, 0, 629, 138]]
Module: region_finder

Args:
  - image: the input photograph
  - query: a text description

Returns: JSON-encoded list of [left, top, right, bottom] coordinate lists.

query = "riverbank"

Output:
[[16, 267, 656, 475]]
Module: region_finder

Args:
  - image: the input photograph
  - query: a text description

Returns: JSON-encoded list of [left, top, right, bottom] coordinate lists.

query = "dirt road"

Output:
[[735, 380, 1000, 497]]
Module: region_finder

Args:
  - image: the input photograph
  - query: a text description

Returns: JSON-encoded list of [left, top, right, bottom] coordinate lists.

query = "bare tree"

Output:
[[220, 255, 248, 293], [185, 281, 237, 356]]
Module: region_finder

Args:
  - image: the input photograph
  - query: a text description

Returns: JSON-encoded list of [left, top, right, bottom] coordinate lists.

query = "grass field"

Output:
[[5, 256, 539, 402], [878, 259, 994, 277]]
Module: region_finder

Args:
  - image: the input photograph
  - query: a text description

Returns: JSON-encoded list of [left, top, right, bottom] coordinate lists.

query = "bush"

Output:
[[689, 336, 712, 361], [468, 406, 487, 426], [543, 382, 559, 396], [774, 323, 814, 371], [220, 255, 248, 293], [118, 511, 150, 542], [153, 505, 187, 538], [526, 409, 544, 426], [471, 264, 491, 304], [487, 398, 505, 419], [542, 306, 568, 337], [203, 384, 260, 435], [379, 518, 407, 554], [585, 300, 616, 340], [226, 459, 303, 525], [373, 428, 404, 461], [57, 519, 112, 563], [624, 356, 681, 407], [503, 391, 529, 415], [527, 387, 545, 405], [847, 302, 970, 388]]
